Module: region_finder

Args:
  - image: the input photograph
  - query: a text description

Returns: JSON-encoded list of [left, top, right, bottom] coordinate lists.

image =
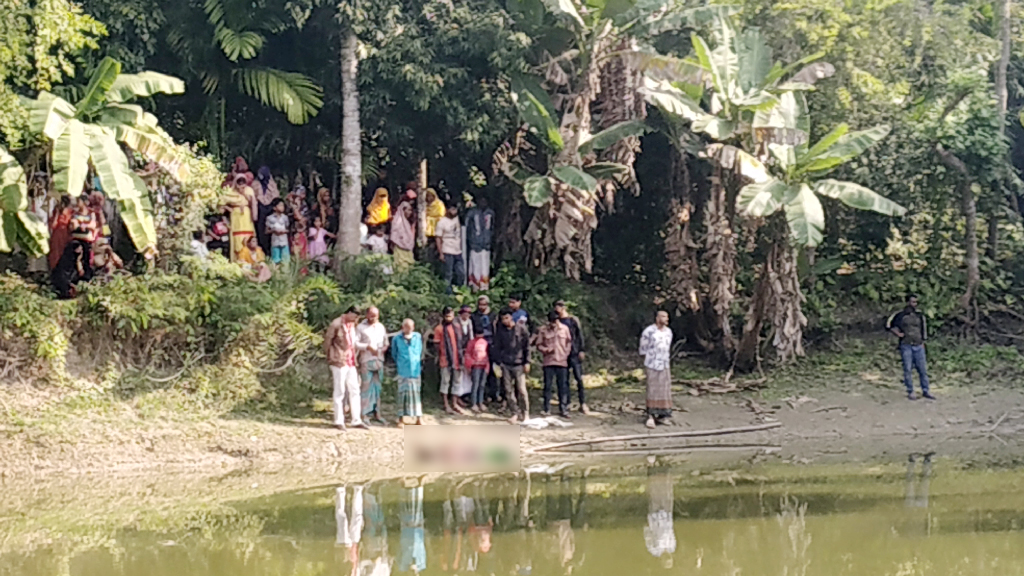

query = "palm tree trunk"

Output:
[[336, 28, 362, 271], [960, 178, 981, 308]]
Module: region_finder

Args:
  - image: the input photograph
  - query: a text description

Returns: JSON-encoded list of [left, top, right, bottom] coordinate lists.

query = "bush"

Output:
[[0, 273, 74, 381]]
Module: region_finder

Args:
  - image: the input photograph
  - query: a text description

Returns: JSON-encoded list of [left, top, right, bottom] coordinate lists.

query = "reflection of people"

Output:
[[905, 452, 933, 509], [400, 484, 427, 574], [337, 485, 366, 576], [644, 466, 676, 567], [361, 486, 393, 576]]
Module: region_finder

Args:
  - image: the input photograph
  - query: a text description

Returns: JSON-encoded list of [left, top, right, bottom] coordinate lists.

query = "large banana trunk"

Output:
[[735, 223, 806, 371], [335, 28, 362, 272], [525, 24, 613, 279], [705, 164, 736, 354]]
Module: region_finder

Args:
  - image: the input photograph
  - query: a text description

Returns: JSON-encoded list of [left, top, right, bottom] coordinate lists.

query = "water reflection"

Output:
[[12, 453, 1024, 576], [644, 466, 675, 566]]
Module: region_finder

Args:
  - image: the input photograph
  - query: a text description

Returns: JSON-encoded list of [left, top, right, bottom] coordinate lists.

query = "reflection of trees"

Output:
[[777, 496, 811, 576]]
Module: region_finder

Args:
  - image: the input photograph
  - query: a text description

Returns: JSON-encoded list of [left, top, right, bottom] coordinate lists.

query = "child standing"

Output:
[[308, 215, 335, 270], [464, 334, 490, 413], [266, 198, 290, 264]]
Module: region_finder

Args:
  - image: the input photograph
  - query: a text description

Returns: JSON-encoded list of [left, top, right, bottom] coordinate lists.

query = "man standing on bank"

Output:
[[537, 310, 573, 419], [639, 311, 674, 429], [325, 306, 369, 430], [494, 308, 531, 424], [554, 300, 589, 415], [886, 294, 935, 401]]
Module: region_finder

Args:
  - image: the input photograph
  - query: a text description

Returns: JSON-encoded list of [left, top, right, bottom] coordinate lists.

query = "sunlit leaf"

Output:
[[738, 179, 790, 217], [814, 179, 907, 217], [106, 71, 186, 103], [785, 184, 825, 247], [540, 0, 584, 27], [52, 119, 90, 196]]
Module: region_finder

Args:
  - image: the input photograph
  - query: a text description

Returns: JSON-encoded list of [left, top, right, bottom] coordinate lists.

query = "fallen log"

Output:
[[542, 443, 781, 456], [528, 422, 782, 453]]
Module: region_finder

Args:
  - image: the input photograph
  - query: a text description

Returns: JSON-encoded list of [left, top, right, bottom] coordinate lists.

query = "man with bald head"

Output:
[[391, 318, 424, 426], [357, 305, 390, 425], [639, 310, 674, 429]]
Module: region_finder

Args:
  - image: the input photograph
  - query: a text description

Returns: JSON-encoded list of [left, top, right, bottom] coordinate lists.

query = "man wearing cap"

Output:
[[324, 306, 369, 430], [555, 300, 589, 415]]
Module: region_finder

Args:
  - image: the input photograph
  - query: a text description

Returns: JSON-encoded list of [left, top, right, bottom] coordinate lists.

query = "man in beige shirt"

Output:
[[537, 310, 572, 419], [435, 204, 465, 294]]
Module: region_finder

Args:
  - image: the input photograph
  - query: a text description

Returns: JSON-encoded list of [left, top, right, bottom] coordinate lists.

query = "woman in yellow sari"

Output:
[[424, 188, 446, 238], [366, 188, 391, 226], [224, 174, 257, 261]]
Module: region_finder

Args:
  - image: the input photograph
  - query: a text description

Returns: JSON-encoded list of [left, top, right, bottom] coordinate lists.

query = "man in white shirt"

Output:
[[435, 204, 465, 294], [191, 230, 210, 260], [639, 310, 674, 429], [357, 306, 390, 424]]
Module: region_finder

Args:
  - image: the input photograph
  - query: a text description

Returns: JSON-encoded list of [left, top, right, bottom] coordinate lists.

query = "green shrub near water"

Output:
[[0, 254, 628, 414]]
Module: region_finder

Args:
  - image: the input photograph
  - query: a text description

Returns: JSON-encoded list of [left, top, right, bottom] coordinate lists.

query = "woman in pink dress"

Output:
[[307, 215, 335, 271]]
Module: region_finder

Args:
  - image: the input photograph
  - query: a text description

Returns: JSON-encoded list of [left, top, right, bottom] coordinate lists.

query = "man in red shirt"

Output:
[[324, 306, 369, 430]]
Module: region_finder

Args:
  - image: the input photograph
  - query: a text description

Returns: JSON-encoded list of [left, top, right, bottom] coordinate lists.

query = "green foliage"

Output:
[[0, 273, 73, 379], [0, 0, 105, 147]]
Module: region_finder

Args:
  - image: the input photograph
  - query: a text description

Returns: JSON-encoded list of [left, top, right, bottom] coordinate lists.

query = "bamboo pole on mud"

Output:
[[527, 422, 782, 454]]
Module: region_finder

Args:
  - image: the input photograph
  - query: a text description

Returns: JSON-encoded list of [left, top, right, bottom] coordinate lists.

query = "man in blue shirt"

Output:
[[509, 293, 530, 330], [392, 318, 425, 426]]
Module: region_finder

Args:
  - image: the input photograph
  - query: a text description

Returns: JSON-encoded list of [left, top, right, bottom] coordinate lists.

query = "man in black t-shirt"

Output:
[[555, 300, 589, 414], [886, 294, 934, 401]]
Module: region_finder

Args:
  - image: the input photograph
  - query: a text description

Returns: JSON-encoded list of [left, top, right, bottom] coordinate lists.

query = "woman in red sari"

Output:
[[48, 196, 73, 270]]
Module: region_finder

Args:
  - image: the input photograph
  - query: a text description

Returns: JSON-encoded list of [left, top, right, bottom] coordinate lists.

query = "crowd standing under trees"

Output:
[[3, 0, 1024, 432]]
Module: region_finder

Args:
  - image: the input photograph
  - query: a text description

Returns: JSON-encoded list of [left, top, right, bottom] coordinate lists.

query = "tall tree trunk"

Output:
[[987, 212, 1000, 260], [937, 144, 980, 309], [335, 28, 362, 272], [416, 159, 427, 249], [960, 178, 981, 308], [705, 164, 736, 356], [995, 0, 1020, 216]]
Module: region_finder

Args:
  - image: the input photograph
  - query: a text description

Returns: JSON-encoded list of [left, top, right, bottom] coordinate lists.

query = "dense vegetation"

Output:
[[3, 0, 1024, 400]]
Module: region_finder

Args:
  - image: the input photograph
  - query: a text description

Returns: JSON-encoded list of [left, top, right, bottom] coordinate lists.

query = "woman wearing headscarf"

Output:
[[223, 156, 254, 188], [424, 188, 446, 238], [48, 195, 73, 270], [223, 174, 257, 261], [365, 187, 391, 227], [51, 240, 93, 299], [253, 166, 279, 253], [316, 187, 338, 240]]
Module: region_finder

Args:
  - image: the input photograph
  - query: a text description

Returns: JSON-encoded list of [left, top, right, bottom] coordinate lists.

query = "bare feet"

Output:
[[333, 424, 347, 431], [580, 404, 591, 415], [645, 417, 656, 429], [352, 422, 370, 430], [507, 415, 519, 425], [415, 417, 424, 425]]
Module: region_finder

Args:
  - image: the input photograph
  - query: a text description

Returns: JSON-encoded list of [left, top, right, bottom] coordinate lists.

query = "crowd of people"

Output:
[[196, 158, 497, 292], [333, 469, 676, 576], [323, 294, 677, 429], [38, 188, 127, 299]]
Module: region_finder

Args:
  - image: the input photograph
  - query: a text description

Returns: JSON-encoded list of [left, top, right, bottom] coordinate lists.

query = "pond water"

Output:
[[6, 453, 1024, 576]]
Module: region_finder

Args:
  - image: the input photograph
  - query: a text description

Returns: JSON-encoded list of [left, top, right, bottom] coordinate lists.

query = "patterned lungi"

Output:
[[361, 358, 384, 416], [397, 376, 423, 417], [645, 368, 673, 418]]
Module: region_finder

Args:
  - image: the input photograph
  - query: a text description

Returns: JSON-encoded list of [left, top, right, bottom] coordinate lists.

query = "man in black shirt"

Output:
[[494, 308, 532, 423], [886, 294, 934, 400], [555, 300, 589, 414]]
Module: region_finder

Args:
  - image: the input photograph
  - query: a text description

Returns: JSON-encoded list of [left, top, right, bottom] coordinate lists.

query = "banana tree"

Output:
[[732, 104, 906, 366], [22, 57, 190, 253], [632, 17, 833, 356], [494, 0, 729, 278], [0, 147, 48, 257]]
